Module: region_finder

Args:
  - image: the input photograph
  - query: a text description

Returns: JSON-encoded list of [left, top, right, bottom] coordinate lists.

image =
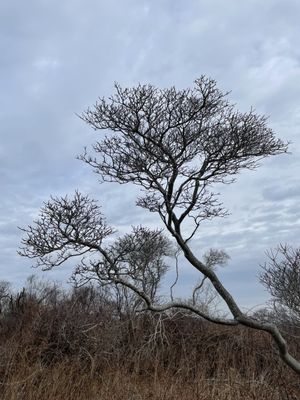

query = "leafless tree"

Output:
[[19, 76, 300, 374], [19, 193, 172, 310], [96, 225, 173, 315], [0, 281, 11, 314], [260, 245, 300, 323], [108, 226, 172, 304]]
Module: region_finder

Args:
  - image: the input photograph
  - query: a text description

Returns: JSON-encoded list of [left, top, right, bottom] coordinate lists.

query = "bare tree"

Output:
[[191, 249, 229, 314], [108, 226, 172, 303], [19, 76, 300, 373], [260, 245, 300, 323], [0, 281, 11, 315], [19, 193, 172, 309], [82, 225, 173, 315]]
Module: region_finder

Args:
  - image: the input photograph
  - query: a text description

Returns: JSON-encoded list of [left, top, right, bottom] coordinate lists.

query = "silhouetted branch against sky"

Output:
[[80, 77, 287, 238]]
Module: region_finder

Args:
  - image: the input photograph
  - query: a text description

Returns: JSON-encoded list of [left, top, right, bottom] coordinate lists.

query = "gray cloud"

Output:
[[262, 182, 300, 201], [1, 0, 299, 308]]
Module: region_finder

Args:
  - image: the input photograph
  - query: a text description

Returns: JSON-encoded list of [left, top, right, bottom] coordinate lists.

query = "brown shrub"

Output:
[[0, 281, 299, 399]]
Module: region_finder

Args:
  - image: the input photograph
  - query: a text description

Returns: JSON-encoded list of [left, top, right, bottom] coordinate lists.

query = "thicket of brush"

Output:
[[0, 277, 299, 400]]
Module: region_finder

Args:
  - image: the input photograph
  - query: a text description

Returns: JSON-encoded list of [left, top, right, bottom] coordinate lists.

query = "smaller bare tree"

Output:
[[0, 281, 11, 315], [19, 192, 173, 311], [260, 245, 300, 323], [191, 249, 229, 315]]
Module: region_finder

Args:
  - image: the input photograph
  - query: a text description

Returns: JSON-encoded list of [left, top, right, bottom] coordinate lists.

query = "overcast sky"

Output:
[[1, 0, 299, 310]]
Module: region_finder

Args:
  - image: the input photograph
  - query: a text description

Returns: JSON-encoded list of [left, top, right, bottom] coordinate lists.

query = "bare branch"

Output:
[[18, 192, 114, 270]]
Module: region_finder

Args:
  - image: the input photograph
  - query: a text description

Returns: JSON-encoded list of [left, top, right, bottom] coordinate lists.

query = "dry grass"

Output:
[[1, 360, 299, 400], [0, 282, 299, 399]]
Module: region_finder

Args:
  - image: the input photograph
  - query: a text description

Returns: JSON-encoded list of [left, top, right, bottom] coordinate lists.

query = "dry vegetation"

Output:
[[0, 278, 299, 399]]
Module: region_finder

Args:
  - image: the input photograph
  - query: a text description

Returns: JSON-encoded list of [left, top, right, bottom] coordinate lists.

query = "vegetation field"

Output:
[[0, 281, 299, 400]]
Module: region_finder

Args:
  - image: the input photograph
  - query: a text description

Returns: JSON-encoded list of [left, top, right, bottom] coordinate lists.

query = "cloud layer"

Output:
[[1, 0, 300, 309]]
